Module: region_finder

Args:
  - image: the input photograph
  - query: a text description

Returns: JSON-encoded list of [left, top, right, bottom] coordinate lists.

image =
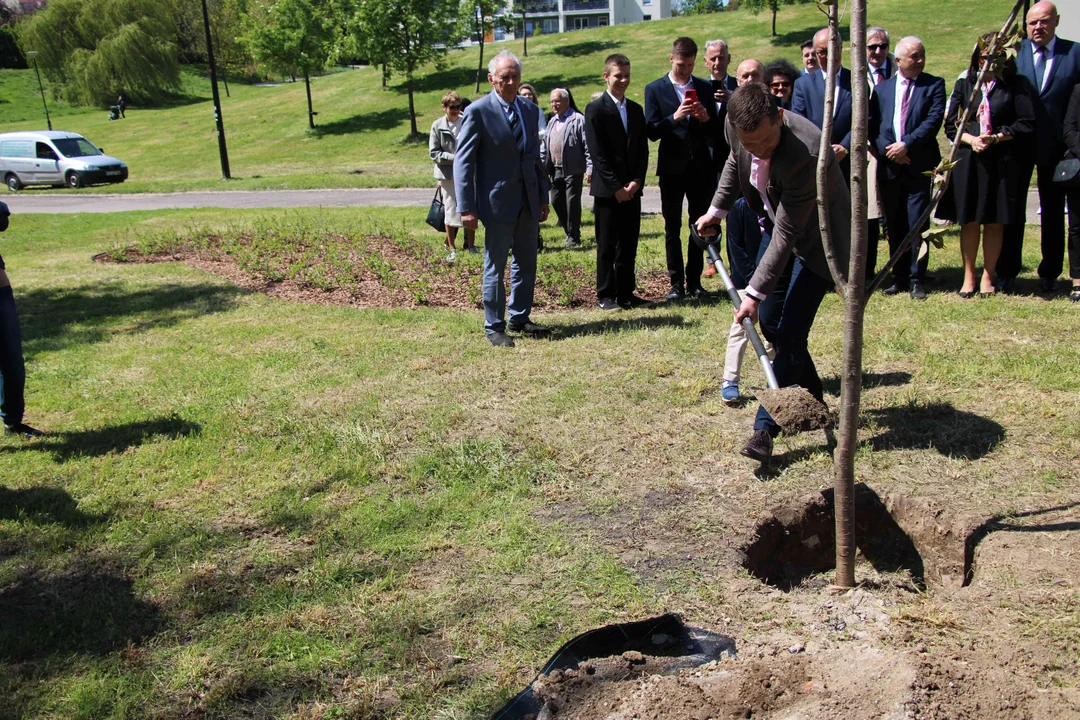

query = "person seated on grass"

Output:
[[0, 203, 45, 438]]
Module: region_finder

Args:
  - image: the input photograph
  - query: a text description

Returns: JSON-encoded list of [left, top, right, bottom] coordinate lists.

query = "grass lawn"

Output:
[[0, 0, 1016, 194], [1, 206, 1078, 718]]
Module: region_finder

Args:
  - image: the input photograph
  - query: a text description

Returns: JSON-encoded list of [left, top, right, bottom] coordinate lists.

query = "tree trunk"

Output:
[[407, 73, 418, 136], [521, 7, 527, 57], [305, 71, 315, 129], [382, 63, 389, 88], [222, 71, 230, 98], [476, 6, 485, 95], [771, 6, 777, 37], [834, 0, 870, 590]]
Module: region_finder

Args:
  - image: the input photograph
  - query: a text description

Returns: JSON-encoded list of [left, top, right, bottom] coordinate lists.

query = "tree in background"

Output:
[[740, 0, 813, 36], [244, 0, 342, 129], [167, 0, 253, 96], [465, 0, 502, 95], [0, 3, 27, 69], [17, 0, 181, 106], [675, 0, 725, 16], [352, 0, 463, 139]]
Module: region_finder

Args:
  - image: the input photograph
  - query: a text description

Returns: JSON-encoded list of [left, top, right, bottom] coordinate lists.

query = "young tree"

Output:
[[740, 0, 812, 37], [17, 0, 182, 106], [352, 0, 463, 138], [466, 0, 501, 95], [245, 0, 341, 129]]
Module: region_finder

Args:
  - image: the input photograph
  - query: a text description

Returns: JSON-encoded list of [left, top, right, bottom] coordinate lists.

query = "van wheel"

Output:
[[66, 171, 83, 189], [6, 174, 21, 192]]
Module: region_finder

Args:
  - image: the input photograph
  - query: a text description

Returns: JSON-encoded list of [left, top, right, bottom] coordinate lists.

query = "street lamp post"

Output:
[[26, 51, 52, 131], [200, 0, 231, 179]]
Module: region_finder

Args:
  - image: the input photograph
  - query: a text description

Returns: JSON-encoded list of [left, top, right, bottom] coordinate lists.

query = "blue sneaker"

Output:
[[721, 380, 740, 406]]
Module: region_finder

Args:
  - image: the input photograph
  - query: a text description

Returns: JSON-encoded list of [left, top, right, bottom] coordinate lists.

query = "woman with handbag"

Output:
[[429, 91, 475, 260], [937, 39, 1035, 297], [1061, 83, 1080, 302]]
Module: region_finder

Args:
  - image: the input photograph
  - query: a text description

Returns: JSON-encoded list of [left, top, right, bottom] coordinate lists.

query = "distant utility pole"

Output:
[[27, 51, 52, 131], [201, 0, 231, 179]]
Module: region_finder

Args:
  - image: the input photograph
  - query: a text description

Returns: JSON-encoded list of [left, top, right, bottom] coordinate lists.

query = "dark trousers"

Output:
[[0, 285, 25, 427], [549, 170, 583, 243], [659, 170, 712, 292], [881, 173, 931, 287], [1069, 187, 1080, 280], [595, 194, 642, 302], [754, 258, 832, 437], [999, 159, 1071, 281]]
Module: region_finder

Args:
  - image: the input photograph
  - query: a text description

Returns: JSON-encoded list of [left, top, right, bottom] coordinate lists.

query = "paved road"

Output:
[[1, 187, 1044, 224]]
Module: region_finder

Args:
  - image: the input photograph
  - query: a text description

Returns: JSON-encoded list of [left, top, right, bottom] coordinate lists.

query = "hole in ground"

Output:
[[741, 483, 983, 591]]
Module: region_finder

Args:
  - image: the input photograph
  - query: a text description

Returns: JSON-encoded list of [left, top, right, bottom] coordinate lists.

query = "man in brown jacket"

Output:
[[697, 83, 849, 463]]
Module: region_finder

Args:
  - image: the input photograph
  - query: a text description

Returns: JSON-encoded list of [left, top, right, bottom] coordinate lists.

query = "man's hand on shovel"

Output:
[[734, 294, 759, 324]]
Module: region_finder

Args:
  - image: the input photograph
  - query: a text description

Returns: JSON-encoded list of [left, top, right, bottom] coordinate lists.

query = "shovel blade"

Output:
[[752, 386, 833, 434]]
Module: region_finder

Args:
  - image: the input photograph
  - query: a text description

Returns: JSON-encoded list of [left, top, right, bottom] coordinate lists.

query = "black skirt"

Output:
[[935, 142, 1021, 225]]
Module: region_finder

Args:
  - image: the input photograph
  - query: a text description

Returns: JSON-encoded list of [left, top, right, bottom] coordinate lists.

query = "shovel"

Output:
[[691, 224, 832, 435]]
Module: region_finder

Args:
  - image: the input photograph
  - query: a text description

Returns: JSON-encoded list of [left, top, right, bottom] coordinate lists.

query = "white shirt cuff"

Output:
[[745, 285, 766, 302], [706, 205, 728, 220]]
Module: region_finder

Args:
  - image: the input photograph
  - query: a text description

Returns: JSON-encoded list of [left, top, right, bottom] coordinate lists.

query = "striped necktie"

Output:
[[506, 102, 525, 155]]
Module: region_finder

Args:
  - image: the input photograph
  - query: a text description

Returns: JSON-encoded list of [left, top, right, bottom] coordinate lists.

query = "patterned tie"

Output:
[[506, 102, 525, 155], [899, 79, 914, 138], [876, 68, 885, 85], [1034, 45, 1048, 92]]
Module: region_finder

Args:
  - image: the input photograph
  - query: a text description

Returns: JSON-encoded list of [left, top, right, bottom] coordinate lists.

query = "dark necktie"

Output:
[[506, 102, 525, 155], [1034, 46, 1048, 92], [899, 79, 914, 138], [875, 68, 885, 85]]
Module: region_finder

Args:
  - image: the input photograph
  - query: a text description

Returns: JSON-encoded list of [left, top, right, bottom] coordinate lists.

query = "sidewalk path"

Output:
[[2, 187, 1043, 224]]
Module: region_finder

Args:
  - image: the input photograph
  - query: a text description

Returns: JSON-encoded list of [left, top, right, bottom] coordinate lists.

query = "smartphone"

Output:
[[685, 88, 697, 104]]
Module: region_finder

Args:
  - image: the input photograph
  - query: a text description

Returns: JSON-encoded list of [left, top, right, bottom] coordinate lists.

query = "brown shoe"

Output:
[[703, 263, 718, 278], [739, 429, 773, 463]]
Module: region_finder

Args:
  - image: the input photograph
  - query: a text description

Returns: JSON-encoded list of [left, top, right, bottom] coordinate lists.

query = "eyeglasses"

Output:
[[770, 81, 792, 89], [446, 104, 462, 110], [867, 43, 889, 51]]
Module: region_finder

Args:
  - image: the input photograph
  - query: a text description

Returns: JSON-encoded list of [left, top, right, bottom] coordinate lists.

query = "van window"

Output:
[[53, 138, 101, 158], [36, 142, 58, 160], [1, 141, 34, 159]]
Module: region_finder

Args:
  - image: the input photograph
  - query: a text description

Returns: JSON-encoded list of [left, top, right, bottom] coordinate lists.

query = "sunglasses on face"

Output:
[[770, 81, 792, 89], [446, 104, 462, 110], [867, 43, 889, 51]]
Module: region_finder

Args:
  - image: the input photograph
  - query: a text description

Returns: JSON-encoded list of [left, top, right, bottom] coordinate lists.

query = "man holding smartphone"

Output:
[[645, 37, 719, 301]]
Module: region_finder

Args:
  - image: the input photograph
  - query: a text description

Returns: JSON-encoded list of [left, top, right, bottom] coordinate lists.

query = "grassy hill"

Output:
[[0, 0, 1015, 193]]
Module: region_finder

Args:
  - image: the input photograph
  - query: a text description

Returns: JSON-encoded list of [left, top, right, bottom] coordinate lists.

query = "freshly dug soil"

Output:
[[754, 387, 833, 433]]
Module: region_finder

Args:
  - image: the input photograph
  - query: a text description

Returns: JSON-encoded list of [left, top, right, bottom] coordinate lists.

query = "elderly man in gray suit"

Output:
[[542, 88, 591, 249], [697, 83, 850, 464], [454, 49, 550, 348]]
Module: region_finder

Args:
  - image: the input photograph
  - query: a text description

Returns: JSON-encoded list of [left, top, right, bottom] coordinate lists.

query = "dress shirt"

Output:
[[706, 154, 775, 229], [892, 73, 916, 140], [868, 63, 888, 86], [819, 68, 842, 117], [669, 73, 691, 105], [1032, 36, 1057, 93], [607, 90, 628, 131]]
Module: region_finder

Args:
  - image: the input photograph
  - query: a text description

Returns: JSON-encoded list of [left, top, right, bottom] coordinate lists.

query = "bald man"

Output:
[[791, 27, 854, 180], [998, 1, 1080, 294], [736, 59, 764, 86]]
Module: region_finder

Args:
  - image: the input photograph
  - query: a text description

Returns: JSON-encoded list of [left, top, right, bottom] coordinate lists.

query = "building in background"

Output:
[[514, 0, 671, 37]]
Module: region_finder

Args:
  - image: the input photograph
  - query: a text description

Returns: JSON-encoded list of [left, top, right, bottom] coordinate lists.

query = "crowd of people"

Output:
[[423, 1, 1079, 463]]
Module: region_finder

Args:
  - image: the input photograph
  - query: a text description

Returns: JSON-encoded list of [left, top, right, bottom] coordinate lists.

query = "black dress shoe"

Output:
[[619, 294, 652, 309], [909, 281, 927, 300], [488, 332, 515, 347], [688, 287, 714, 300], [4, 422, 45, 438], [666, 287, 685, 301], [598, 298, 622, 311], [739, 429, 773, 463], [508, 320, 551, 337], [565, 237, 581, 248], [994, 277, 1015, 294], [882, 283, 905, 296], [958, 290, 976, 299], [1039, 278, 1058, 294]]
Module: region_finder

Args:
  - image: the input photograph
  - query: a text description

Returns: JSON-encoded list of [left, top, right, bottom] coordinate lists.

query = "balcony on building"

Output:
[[522, 0, 559, 12], [562, 0, 611, 12]]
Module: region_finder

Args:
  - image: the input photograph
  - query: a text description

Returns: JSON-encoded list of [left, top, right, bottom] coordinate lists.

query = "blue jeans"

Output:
[[754, 259, 833, 437], [482, 207, 538, 334], [0, 285, 25, 427]]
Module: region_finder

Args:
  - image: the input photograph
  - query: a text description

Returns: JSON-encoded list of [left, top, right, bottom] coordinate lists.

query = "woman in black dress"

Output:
[[1062, 83, 1080, 302], [938, 37, 1035, 296]]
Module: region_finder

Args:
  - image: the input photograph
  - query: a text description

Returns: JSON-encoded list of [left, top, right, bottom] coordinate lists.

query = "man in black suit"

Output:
[[865, 26, 896, 284], [645, 36, 719, 301], [0, 203, 45, 438], [585, 54, 650, 311], [705, 39, 738, 178], [791, 27, 854, 180], [998, 1, 1080, 294], [869, 36, 946, 300]]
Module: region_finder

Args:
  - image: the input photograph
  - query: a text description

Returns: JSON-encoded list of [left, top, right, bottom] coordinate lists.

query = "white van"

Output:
[[0, 131, 128, 191]]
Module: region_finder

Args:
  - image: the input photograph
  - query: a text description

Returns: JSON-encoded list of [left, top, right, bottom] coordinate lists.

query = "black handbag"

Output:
[[1054, 155, 1080, 186], [425, 188, 446, 232]]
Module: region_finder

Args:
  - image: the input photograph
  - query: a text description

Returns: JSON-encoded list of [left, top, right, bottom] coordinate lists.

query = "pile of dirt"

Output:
[[94, 243, 675, 311]]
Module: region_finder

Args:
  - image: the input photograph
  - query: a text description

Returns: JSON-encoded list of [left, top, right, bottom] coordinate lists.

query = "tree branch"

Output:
[[815, 0, 848, 294]]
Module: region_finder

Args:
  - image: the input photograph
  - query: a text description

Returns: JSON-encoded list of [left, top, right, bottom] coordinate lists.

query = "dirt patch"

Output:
[[93, 241, 675, 311], [754, 386, 833, 434]]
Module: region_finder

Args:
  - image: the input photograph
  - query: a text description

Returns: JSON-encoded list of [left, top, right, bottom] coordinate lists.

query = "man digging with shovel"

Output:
[[696, 83, 849, 464]]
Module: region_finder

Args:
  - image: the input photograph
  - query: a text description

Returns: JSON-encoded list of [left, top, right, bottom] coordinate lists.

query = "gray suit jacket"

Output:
[[541, 110, 592, 177], [453, 91, 548, 224], [711, 111, 851, 295]]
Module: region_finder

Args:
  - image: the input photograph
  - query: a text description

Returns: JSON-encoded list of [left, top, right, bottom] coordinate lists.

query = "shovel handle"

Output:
[[704, 242, 780, 391]]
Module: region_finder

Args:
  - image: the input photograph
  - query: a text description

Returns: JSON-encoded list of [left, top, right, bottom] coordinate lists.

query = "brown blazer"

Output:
[[710, 110, 851, 295]]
